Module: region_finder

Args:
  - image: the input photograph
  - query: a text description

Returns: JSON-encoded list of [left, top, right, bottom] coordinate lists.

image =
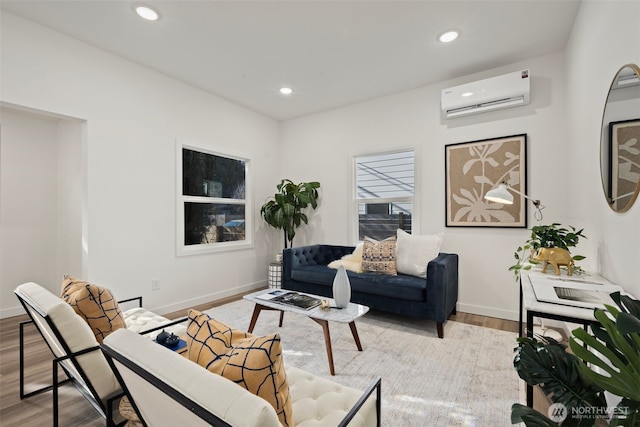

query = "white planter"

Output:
[[332, 265, 351, 308]]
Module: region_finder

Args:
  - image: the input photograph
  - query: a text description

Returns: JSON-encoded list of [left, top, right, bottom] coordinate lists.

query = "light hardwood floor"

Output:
[[0, 294, 519, 427]]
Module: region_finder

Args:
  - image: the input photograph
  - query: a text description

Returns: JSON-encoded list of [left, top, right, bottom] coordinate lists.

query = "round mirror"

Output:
[[600, 64, 640, 212]]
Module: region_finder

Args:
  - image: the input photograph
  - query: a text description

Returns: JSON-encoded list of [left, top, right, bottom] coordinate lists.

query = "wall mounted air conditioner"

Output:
[[441, 69, 530, 119]]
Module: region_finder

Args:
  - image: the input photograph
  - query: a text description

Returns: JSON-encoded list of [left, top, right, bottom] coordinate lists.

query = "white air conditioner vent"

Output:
[[441, 69, 530, 119]]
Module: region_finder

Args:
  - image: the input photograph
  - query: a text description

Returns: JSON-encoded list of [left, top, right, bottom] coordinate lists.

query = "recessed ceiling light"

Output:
[[135, 5, 159, 21], [279, 87, 294, 95], [438, 30, 459, 43]]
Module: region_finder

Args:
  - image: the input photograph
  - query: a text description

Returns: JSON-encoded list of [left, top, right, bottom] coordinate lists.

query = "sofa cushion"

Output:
[[61, 275, 125, 343], [396, 229, 443, 278], [291, 265, 426, 301], [185, 310, 294, 427], [361, 236, 397, 275]]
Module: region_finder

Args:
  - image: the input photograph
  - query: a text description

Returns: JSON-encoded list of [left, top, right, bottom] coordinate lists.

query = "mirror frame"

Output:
[[600, 63, 640, 213]]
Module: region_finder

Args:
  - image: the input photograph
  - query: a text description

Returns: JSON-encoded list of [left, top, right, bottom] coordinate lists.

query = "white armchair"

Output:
[[14, 282, 186, 427], [102, 328, 381, 427]]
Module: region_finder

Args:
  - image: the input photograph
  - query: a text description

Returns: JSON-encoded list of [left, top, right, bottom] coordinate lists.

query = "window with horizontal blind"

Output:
[[354, 150, 414, 241]]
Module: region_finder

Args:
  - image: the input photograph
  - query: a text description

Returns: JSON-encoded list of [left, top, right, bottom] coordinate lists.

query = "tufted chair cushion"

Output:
[[123, 307, 187, 339], [287, 366, 377, 427]]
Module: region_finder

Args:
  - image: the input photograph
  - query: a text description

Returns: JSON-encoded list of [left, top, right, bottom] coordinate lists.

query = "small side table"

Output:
[[519, 270, 621, 407], [268, 262, 282, 289]]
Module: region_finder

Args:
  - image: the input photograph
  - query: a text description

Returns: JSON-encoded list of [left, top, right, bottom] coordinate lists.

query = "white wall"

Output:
[[0, 107, 85, 317], [280, 53, 570, 320], [1, 109, 59, 308], [565, 0, 640, 297], [1, 12, 282, 317], [279, 0, 640, 320], [2, 1, 638, 320]]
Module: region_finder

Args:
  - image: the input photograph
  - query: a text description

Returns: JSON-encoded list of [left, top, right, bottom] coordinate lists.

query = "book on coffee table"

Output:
[[257, 290, 322, 310]]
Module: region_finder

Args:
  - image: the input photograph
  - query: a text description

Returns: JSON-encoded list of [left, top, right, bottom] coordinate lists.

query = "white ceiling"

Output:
[[1, 0, 581, 121]]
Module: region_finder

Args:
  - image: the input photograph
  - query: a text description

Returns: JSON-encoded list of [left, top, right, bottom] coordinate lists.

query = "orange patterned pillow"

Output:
[[61, 275, 125, 343], [362, 236, 397, 275], [186, 310, 294, 427]]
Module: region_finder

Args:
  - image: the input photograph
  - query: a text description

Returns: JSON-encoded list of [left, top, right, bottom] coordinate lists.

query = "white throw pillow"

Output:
[[395, 229, 443, 278], [328, 242, 364, 273]]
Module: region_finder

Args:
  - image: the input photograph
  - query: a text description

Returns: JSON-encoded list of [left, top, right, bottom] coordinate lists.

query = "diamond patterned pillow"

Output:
[[185, 310, 294, 427], [362, 236, 397, 275], [60, 275, 125, 343]]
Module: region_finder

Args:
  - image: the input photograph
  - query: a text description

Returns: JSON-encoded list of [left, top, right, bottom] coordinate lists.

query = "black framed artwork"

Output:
[[608, 118, 640, 211], [445, 134, 527, 227]]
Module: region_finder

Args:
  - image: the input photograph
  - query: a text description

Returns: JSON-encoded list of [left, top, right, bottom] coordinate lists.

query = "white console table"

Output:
[[518, 269, 623, 406]]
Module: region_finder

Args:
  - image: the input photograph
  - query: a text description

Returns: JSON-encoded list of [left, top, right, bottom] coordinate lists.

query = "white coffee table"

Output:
[[243, 289, 369, 375]]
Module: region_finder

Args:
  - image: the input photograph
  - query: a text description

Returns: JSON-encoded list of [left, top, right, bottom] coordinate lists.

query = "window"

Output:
[[177, 140, 252, 255], [354, 150, 414, 241]]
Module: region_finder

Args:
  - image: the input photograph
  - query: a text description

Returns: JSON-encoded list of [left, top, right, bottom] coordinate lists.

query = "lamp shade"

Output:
[[484, 184, 514, 204]]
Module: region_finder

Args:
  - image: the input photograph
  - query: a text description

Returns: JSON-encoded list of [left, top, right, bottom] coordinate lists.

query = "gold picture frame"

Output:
[[445, 134, 527, 227]]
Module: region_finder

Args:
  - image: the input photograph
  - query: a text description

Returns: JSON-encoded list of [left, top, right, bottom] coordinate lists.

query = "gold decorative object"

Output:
[[320, 299, 331, 310], [533, 247, 574, 276]]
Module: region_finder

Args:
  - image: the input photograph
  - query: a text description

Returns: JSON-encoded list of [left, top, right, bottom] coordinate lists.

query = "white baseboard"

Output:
[[149, 281, 266, 316], [0, 281, 267, 320], [0, 306, 27, 319], [456, 302, 519, 322]]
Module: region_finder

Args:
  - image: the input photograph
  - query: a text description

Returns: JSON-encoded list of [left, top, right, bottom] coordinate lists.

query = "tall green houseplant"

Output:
[[260, 179, 321, 249]]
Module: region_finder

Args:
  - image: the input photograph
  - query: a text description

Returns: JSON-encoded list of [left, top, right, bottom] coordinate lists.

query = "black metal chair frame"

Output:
[[15, 288, 186, 427], [102, 339, 382, 427]]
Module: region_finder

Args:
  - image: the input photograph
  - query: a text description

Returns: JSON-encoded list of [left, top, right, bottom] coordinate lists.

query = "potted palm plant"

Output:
[[260, 179, 321, 249], [512, 291, 640, 426]]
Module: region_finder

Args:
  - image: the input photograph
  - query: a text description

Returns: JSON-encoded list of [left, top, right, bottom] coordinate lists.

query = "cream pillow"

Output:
[[395, 229, 443, 278], [328, 242, 364, 273]]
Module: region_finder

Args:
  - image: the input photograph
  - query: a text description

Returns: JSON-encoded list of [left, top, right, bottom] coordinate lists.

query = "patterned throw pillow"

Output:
[[186, 310, 294, 427], [61, 275, 125, 343], [362, 236, 397, 275]]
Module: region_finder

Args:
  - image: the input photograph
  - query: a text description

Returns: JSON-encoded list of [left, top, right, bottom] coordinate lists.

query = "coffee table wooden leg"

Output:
[[247, 304, 263, 333], [349, 321, 363, 351], [248, 304, 285, 333], [311, 318, 335, 376]]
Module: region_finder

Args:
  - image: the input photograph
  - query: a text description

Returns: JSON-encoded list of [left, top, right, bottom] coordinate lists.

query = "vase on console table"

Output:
[[332, 265, 351, 308]]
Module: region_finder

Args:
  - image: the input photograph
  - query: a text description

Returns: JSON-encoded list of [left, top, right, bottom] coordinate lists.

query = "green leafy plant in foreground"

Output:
[[512, 292, 640, 426], [509, 223, 587, 281]]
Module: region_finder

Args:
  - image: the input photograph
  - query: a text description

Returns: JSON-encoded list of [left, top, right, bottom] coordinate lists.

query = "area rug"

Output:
[[203, 300, 524, 426]]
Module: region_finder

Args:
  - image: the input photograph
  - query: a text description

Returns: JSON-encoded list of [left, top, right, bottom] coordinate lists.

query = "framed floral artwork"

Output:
[[445, 134, 527, 227], [608, 119, 640, 211]]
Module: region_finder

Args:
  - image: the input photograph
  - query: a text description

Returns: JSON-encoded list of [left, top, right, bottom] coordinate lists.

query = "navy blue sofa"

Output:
[[282, 245, 459, 338]]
